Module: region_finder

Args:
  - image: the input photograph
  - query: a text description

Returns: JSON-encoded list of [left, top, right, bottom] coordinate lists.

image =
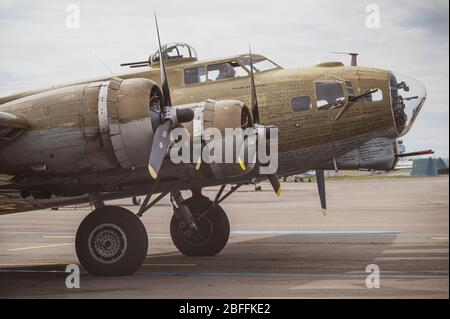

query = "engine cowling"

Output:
[[1, 79, 256, 181], [175, 99, 256, 179], [0, 78, 161, 175]]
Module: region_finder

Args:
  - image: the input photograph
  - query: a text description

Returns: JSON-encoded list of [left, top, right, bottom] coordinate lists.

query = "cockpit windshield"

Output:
[[241, 58, 280, 73], [150, 43, 197, 65]]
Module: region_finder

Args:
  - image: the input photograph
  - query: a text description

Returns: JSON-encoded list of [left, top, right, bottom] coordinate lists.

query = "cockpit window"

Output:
[[292, 96, 312, 112], [242, 59, 279, 73], [207, 62, 248, 81], [363, 88, 383, 102], [315, 82, 345, 110], [184, 66, 207, 84], [151, 43, 197, 65]]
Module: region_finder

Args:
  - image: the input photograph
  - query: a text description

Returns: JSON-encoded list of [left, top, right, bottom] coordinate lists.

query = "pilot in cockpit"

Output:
[[216, 63, 236, 81]]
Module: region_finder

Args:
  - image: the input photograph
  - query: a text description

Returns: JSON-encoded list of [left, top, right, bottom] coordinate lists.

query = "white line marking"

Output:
[[231, 230, 402, 236], [7, 243, 73, 251], [42, 236, 75, 239], [383, 248, 449, 254], [431, 237, 449, 241], [375, 256, 449, 261], [143, 263, 197, 267], [146, 252, 180, 258], [0, 263, 67, 267]]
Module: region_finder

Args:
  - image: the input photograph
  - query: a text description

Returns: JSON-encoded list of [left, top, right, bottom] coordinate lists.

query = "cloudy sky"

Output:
[[0, 0, 448, 157]]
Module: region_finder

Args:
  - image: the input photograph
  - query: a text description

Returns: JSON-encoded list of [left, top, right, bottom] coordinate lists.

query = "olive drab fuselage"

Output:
[[0, 48, 419, 199]]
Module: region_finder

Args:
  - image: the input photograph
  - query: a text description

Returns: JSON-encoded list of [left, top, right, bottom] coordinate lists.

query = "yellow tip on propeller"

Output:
[[321, 208, 327, 216], [275, 188, 282, 197], [238, 157, 246, 171], [195, 158, 202, 170], [148, 165, 157, 179]]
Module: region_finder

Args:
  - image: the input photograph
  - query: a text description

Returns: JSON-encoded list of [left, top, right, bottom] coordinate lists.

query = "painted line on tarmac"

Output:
[[146, 252, 180, 258], [136, 271, 449, 280], [0, 269, 67, 274], [7, 243, 73, 251], [431, 237, 449, 241], [0, 269, 447, 280], [0, 263, 68, 267], [230, 230, 402, 236], [375, 256, 449, 261], [42, 236, 75, 239], [143, 263, 197, 267], [3, 230, 450, 238]]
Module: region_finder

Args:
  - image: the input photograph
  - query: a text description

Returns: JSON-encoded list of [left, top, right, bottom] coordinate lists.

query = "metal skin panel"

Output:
[[0, 78, 160, 175], [317, 137, 398, 171], [0, 48, 421, 214]]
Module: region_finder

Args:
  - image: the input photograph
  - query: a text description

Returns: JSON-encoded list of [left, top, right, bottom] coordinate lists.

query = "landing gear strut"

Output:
[[76, 184, 241, 276], [170, 189, 230, 256], [169, 185, 242, 257]]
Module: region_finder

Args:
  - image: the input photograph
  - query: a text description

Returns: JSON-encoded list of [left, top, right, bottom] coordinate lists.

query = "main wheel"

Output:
[[170, 198, 230, 257], [75, 206, 148, 276]]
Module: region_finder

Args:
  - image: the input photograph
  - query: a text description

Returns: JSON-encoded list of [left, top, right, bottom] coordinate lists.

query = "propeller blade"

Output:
[[147, 14, 174, 179], [237, 137, 256, 172], [148, 121, 172, 179], [268, 174, 281, 197], [249, 45, 260, 124], [315, 169, 327, 215], [154, 13, 172, 107]]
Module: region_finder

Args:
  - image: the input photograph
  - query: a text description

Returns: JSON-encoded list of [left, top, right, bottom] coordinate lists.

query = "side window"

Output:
[[184, 66, 207, 85], [207, 62, 248, 81], [364, 88, 383, 102], [291, 96, 312, 112], [315, 82, 345, 110]]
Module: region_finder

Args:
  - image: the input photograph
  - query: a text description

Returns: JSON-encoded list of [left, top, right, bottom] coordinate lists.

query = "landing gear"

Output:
[[74, 184, 240, 275], [75, 206, 148, 276], [132, 196, 141, 206], [170, 195, 230, 256]]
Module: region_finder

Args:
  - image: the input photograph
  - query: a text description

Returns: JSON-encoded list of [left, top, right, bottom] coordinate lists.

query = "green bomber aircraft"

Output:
[[0, 18, 429, 275]]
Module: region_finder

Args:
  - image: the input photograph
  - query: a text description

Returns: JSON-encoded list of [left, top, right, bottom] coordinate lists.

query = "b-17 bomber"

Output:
[[0, 17, 430, 276]]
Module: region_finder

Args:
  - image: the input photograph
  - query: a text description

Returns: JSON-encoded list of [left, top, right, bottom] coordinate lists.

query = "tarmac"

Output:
[[0, 177, 448, 298]]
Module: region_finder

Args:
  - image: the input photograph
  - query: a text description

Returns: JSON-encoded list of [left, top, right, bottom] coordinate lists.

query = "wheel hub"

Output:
[[88, 223, 127, 264], [178, 215, 213, 246]]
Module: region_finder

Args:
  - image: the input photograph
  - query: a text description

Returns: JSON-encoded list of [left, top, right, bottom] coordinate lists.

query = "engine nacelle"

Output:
[[0, 77, 161, 174], [1, 79, 256, 181], [176, 99, 255, 179]]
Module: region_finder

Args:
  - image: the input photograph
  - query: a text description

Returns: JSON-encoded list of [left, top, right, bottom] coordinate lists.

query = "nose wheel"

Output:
[[170, 197, 230, 257], [75, 206, 148, 276]]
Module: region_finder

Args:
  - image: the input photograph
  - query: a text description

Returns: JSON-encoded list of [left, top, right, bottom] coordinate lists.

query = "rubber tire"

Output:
[[75, 206, 148, 276], [170, 198, 230, 257]]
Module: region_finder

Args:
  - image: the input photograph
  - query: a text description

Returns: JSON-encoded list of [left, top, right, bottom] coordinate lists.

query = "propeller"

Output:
[[148, 14, 194, 179], [247, 45, 281, 196], [249, 45, 260, 124], [315, 169, 327, 215]]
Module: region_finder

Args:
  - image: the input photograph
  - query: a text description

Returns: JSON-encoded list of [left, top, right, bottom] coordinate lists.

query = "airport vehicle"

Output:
[[0, 18, 428, 275]]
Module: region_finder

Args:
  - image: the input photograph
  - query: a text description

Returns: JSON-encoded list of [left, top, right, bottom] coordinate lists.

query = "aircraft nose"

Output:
[[389, 72, 427, 137]]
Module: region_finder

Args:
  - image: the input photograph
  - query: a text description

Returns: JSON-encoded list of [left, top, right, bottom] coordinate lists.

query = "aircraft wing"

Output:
[[0, 175, 91, 215]]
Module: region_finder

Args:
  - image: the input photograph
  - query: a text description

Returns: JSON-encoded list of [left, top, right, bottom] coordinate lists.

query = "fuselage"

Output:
[[0, 50, 424, 198]]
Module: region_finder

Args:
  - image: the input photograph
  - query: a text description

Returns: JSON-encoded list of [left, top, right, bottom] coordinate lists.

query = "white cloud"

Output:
[[0, 0, 448, 156]]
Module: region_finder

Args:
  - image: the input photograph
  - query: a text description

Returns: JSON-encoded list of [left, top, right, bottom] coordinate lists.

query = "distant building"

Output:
[[411, 158, 449, 176]]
